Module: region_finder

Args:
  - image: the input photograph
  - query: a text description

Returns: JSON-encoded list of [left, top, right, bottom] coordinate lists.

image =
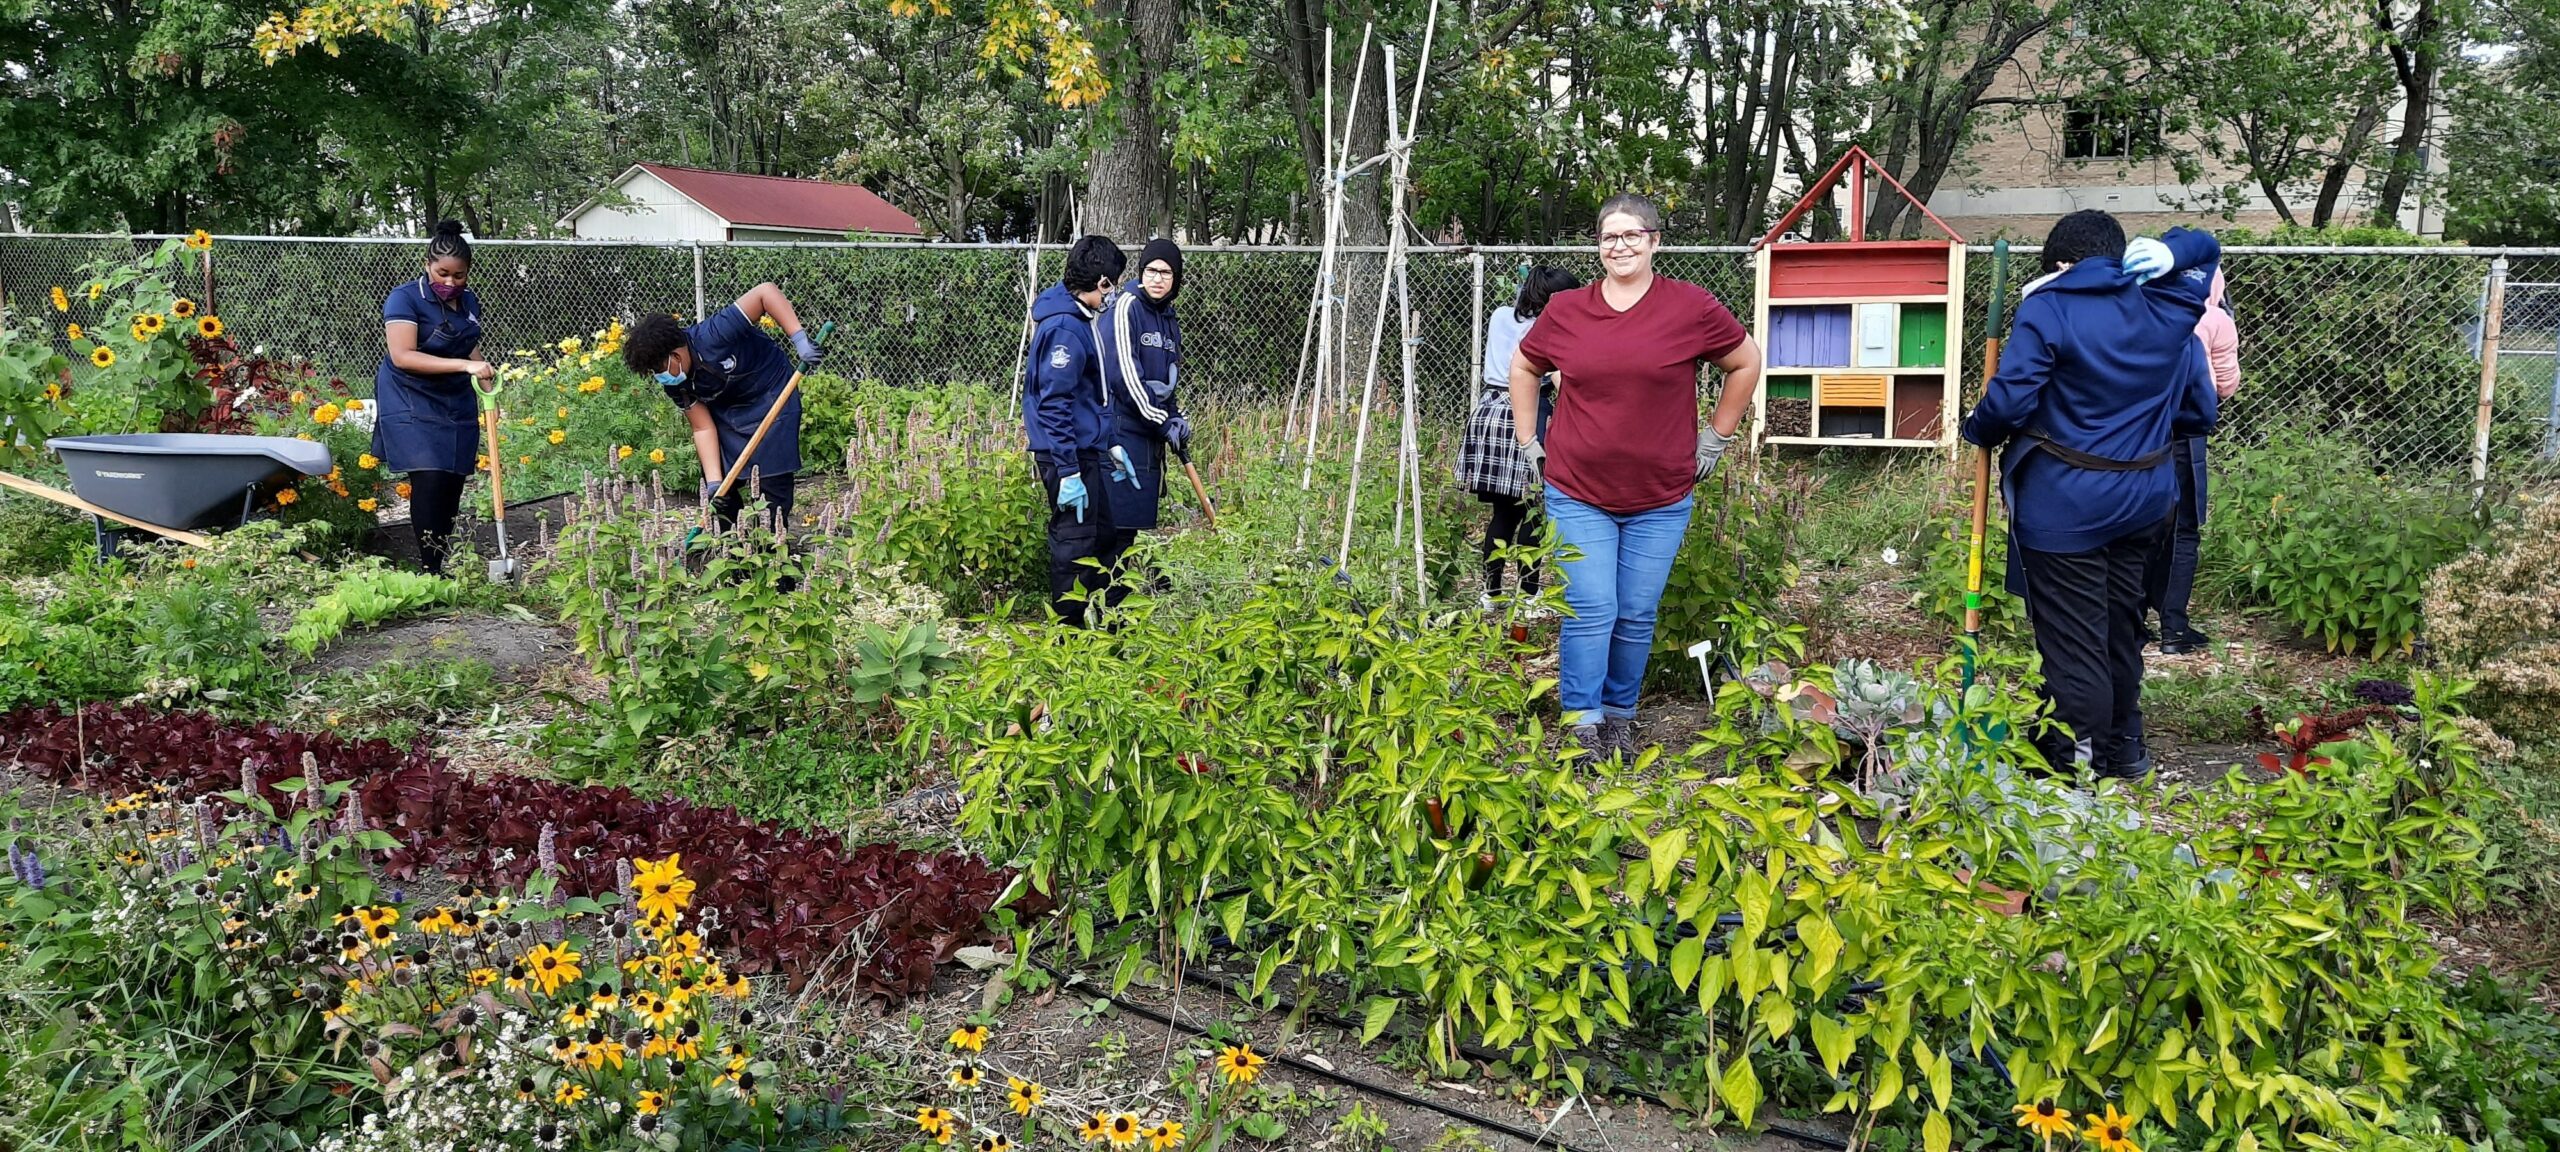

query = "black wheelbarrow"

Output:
[[0, 433, 334, 558]]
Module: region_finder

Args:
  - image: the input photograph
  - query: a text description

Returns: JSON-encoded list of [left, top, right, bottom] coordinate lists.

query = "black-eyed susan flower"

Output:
[[1079, 1113, 1110, 1143], [553, 1081, 586, 1107], [948, 1022, 990, 1052], [915, 1106, 954, 1139], [523, 943, 583, 996], [90, 346, 116, 368], [1216, 1043, 1264, 1086], [1146, 1120, 1184, 1151], [560, 1003, 594, 1030], [590, 985, 619, 1011], [515, 1075, 538, 1101], [1106, 1113, 1142, 1147], [949, 1062, 985, 1091], [2082, 1105, 2140, 1152], [1006, 1076, 1044, 1116], [631, 855, 696, 924], [466, 967, 498, 987], [185, 229, 212, 250], [2014, 1100, 2073, 1139], [171, 298, 196, 318], [635, 1089, 665, 1115], [978, 1136, 1013, 1152], [115, 850, 146, 867], [197, 316, 222, 339]]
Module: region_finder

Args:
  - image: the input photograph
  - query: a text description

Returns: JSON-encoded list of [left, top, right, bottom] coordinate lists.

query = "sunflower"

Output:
[[185, 229, 212, 250], [630, 855, 696, 924], [1146, 1121, 1184, 1151], [66, 323, 83, 341], [635, 1090, 665, 1116], [138, 312, 164, 334], [130, 322, 153, 343], [50, 286, 68, 312], [85, 283, 102, 302], [1106, 1113, 1142, 1147], [1078, 1114, 1110, 1143], [197, 316, 223, 339], [2082, 1105, 2141, 1152], [1006, 1076, 1044, 1116], [171, 298, 197, 318], [948, 1023, 990, 1053], [2013, 1100, 2073, 1139], [1216, 1043, 1264, 1086], [312, 403, 342, 425], [90, 346, 116, 368]]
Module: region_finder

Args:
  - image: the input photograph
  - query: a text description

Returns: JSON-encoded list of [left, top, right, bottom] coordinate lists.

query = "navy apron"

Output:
[[1102, 420, 1169, 530], [681, 309, 803, 478], [371, 279, 482, 475]]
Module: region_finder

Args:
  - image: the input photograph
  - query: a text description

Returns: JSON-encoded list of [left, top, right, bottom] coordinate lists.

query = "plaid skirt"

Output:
[[1457, 387, 1534, 498]]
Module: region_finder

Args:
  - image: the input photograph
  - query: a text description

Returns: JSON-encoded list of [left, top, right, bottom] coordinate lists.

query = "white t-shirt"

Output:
[[1481, 306, 1534, 391]]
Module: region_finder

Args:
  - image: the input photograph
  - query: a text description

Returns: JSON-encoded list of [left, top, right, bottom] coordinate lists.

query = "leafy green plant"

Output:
[[282, 563, 458, 657], [2203, 430, 2490, 655], [0, 492, 89, 576], [1649, 463, 1805, 690], [0, 307, 72, 465], [1919, 510, 2026, 644], [51, 236, 222, 435]]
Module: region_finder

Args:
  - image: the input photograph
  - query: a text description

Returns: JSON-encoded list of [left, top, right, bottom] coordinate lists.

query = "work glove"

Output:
[[789, 329, 824, 367], [1695, 425, 1733, 484], [2121, 237, 2173, 283], [1518, 437, 1546, 492], [1056, 473, 1089, 523], [1108, 444, 1142, 487], [1164, 415, 1193, 461], [699, 479, 720, 504]]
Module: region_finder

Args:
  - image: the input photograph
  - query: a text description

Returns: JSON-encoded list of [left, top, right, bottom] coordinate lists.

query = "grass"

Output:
[[273, 657, 502, 743], [2138, 658, 2327, 746], [1780, 450, 1962, 571]]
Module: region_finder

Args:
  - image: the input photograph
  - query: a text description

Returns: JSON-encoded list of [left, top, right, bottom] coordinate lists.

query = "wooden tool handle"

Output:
[[714, 370, 802, 501], [1183, 459, 1217, 529], [0, 469, 213, 547]]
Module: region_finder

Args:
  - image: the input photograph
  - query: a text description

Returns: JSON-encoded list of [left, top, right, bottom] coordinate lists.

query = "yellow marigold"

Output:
[[171, 298, 197, 318], [274, 488, 298, 506], [555, 405, 569, 419], [357, 496, 377, 512], [90, 346, 116, 368], [312, 403, 342, 425], [185, 229, 212, 250], [518, 455, 530, 466], [346, 398, 363, 411], [558, 336, 583, 355], [579, 376, 605, 394], [618, 445, 634, 460], [357, 453, 378, 469], [197, 316, 223, 339], [290, 390, 306, 404], [49, 286, 68, 312], [396, 481, 413, 499], [649, 448, 666, 464]]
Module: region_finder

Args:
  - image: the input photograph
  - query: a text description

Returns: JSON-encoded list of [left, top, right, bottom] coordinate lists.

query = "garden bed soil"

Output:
[[877, 956, 1823, 1152], [304, 608, 573, 678]]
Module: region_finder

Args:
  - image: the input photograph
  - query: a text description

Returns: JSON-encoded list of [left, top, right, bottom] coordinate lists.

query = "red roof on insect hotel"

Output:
[[584, 163, 924, 237], [1757, 146, 1965, 249]]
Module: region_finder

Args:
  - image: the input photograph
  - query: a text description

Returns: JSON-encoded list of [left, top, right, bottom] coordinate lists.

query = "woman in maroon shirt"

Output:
[[1507, 193, 1764, 760]]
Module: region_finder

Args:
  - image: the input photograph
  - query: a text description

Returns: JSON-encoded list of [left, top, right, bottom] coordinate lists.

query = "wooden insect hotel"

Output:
[[1750, 146, 1967, 451]]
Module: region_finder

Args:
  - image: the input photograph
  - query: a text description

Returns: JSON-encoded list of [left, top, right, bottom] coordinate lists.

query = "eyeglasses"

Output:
[[1141, 266, 1174, 279], [1598, 229, 1657, 251]]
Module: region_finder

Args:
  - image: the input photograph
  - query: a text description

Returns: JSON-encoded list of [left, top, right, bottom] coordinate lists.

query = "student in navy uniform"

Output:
[[1022, 235, 1127, 626], [1095, 238, 1194, 566], [619, 283, 823, 532], [373, 220, 496, 575], [1961, 210, 2221, 780]]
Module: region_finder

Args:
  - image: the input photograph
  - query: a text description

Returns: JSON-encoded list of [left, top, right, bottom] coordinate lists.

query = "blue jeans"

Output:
[[1545, 485, 1693, 727]]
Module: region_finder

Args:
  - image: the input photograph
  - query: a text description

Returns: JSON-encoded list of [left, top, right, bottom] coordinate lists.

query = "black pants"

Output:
[[2020, 516, 2170, 775], [2142, 440, 2203, 641], [1039, 452, 1124, 627], [1481, 495, 1543, 596], [406, 469, 468, 576], [711, 472, 797, 534]]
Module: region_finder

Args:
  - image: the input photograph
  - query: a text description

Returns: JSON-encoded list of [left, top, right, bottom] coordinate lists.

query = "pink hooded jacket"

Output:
[[2196, 268, 2240, 398]]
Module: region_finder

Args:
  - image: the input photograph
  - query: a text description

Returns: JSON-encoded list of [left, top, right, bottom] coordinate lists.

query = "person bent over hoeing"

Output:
[[620, 283, 823, 534]]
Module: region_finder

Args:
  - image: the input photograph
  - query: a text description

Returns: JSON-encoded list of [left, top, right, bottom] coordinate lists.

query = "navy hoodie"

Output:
[[1098, 287, 1183, 438], [1962, 227, 2222, 578], [1022, 283, 1109, 476]]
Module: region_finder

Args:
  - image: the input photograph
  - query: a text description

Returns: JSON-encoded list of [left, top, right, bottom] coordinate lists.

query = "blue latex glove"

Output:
[[1056, 473, 1089, 523], [1164, 415, 1193, 459], [2121, 237, 2173, 283], [789, 329, 824, 367], [1108, 444, 1141, 487]]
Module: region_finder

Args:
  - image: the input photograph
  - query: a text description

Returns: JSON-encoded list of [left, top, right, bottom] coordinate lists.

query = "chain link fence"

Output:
[[3, 234, 2555, 482]]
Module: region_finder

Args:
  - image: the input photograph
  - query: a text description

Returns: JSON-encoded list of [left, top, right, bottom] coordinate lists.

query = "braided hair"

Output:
[[426, 219, 472, 267]]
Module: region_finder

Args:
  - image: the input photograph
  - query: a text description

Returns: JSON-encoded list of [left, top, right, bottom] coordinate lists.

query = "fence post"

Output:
[[202, 244, 216, 319], [1469, 252, 1484, 391], [2473, 255, 2507, 497], [690, 240, 706, 321]]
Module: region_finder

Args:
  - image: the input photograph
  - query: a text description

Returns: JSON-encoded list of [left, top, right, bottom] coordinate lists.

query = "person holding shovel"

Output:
[[1021, 235, 1127, 626], [373, 220, 494, 576], [1961, 211, 2221, 780], [620, 283, 823, 533], [1094, 238, 1194, 571]]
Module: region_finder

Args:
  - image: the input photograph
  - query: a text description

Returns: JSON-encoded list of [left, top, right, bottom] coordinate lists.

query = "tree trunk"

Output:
[[2311, 95, 2384, 227], [2372, 0, 2440, 224], [1866, 3, 2051, 238], [1083, 0, 1180, 243]]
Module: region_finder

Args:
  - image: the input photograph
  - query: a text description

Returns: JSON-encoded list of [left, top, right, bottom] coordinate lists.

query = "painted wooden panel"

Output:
[[1767, 305, 1851, 368], [1897, 304, 1948, 367], [1817, 373, 1889, 407], [1766, 374, 1813, 400], [1767, 243, 1954, 299], [1854, 304, 1898, 368], [1893, 376, 1946, 440]]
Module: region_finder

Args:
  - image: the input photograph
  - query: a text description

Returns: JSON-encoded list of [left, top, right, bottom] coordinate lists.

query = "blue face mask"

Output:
[[654, 370, 685, 388]]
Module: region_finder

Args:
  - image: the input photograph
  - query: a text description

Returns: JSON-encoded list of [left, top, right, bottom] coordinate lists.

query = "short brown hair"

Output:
[[1596, 193, 1664, 235]]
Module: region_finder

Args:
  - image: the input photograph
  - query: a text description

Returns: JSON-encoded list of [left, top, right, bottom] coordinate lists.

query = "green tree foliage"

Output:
[[2445, 0, 2560, 244]]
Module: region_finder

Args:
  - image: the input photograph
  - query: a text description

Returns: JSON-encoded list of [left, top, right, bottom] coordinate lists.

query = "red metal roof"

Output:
[[635, 163, 923, 237]]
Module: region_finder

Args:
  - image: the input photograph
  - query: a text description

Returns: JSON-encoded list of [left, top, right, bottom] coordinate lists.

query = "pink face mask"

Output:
[[427, 281, 462, 302]]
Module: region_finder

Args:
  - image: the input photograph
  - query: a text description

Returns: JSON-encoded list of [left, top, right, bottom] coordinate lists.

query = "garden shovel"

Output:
[[473, 376, 518, 584], [1961, 239, 2009, 696], [687, 321, 834, 551], [1174, 441, 1216, 529]]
